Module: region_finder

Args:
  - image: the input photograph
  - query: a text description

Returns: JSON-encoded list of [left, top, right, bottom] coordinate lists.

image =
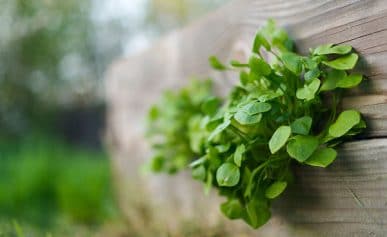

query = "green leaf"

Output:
[[304, 68, 320, 82], [245, 199, 271, 229], [150, 155, 165, 172], [216, 163, 240, 187], [329, 45, 352, 54], [322, 53, 358, 70], [320, 70, 346, 91], [303, 57, 318, 69], [328, 110, 361, 138], [220, 199, 244, 219], [208, 119, 231, 141], [234, 144, 246, 167], [296, 78, 320, 101], [282, 52, 303, 75], [240, 71, 249, 85], [192, 165, 206, 181], [336, 74, 363, 88], [209, 56, 227, 70], [305, 148, 337, 168], [215, 143, 231, 153], [240, 101, 272, 115], [265, 181, 287, 199], [290, 116, 312, 135], [269, 126, 291, 154], [234, 111, 262, 125], [189, 156, 207, 168], [201, 97, 220, 116], [253, 33, 270, 53], [249, 56, 271, 76], [257, 90, 283, 102], [314, 44, 351, 55], [313, 44, 333, 55], [230, 60, 248, 68], [148, 105, 159, 121], [286, 135, 319, 162]]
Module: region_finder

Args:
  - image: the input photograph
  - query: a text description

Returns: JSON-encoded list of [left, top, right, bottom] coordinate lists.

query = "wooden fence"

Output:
[[105, 0, 387, 236]]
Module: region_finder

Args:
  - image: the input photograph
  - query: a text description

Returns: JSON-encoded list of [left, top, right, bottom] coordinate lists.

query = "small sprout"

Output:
[[209, 56, 227, 70]]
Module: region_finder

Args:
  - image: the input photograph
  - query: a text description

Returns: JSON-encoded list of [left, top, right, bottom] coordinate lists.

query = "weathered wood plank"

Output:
[[105, 0, 387, 236], [107, 0, 387, 138]]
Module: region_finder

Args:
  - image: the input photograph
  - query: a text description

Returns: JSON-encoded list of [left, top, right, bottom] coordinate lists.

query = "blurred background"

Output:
[[0, 0, 229, 236]]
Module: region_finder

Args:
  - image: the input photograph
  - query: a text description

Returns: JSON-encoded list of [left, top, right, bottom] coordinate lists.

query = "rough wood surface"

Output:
[[105, 0, 387, 236]]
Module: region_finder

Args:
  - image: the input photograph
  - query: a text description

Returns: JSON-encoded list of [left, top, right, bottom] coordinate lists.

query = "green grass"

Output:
[[0, 134, 118, 232]]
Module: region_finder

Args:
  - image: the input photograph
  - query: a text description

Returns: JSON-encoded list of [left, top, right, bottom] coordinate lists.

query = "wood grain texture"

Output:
[[105, 0, 387, 236]]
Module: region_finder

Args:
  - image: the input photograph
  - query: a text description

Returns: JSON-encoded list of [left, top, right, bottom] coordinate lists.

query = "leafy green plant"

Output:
[[146, 20, 366, 228], [0, 134, 117, 226]]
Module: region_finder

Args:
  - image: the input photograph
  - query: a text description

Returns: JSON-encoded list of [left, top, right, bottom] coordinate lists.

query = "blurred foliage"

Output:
[[146, 0, 230, 33], [0, 0, 100, 137], [0, 134, 117, 228], [0, 0, 231, 235], [0, 0, 230, 138]]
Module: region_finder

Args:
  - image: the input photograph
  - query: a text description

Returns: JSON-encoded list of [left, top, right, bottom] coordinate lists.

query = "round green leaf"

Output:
[[286, 135, 319, 162], [305, 148, 337, 168], [269, 126, 291, 154], [320, 69, 346, 91], [337, 74, 363, 88], [192, 165, 206, 181], [220, 199, 244, 219], [296, 78, 320, 101], [282, 52, 302, 75], [322, 53, 358, 70], [216, 163, 240, 187], [240, 101, 272, 115], [265, 181, 287, 199], [234, 110, 262, 125], [290, 116, 312, 135], [328, 110, 361, 138]]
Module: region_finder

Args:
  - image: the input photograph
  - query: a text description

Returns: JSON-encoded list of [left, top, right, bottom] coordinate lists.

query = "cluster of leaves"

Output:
[[146, 20, 366, 228], [147, 80, 217, 174]]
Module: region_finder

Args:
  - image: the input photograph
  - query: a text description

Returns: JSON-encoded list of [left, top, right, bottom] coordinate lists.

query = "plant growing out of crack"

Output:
[[146, 20, 366, 228]]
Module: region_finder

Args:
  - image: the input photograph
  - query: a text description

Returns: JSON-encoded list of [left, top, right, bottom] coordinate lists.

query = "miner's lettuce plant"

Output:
[[146, 20, 366, 229]]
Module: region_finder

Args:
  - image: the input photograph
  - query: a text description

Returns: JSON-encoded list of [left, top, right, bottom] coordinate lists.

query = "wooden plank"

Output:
[[107, 0, 387, 138], [269, 138, 387, 236], [105, 0, 387, 236]]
